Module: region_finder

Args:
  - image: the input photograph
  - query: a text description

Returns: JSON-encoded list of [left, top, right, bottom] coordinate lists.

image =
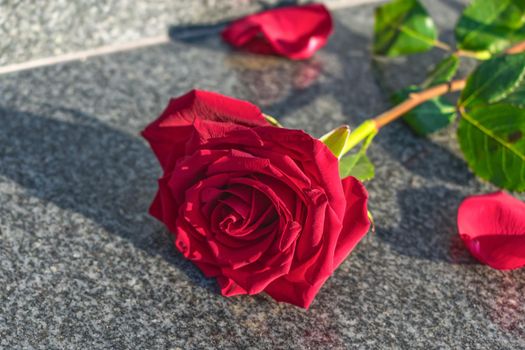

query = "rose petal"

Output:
[[264, 177, 369, 308], [253, 127, 346, 218], [457, 191, 525, 270], [264, 273, 328, 309], [218, 245, 294, 295], [183, 173, 233, 237], [231, 177, 295, 224], [141, 89, 267, 170], [219, 233, 298, 295], [263, 202, 340, 309], [216, 276, 248, 296], [149, 174, 178, 233], [333, 176, 370, 268], [221, 254, 292, 295], [174, 217, 217, 264], [168, 149, 231, 204], [221, 3, 333, 60]]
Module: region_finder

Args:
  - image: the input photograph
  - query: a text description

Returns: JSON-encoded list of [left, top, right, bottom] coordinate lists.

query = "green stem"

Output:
[[337, 40, 525, 157], [341, 120, 378, 156], [433, 39, 452, 52], [337, 79, 465, 157], [455, 49, 492, 60]]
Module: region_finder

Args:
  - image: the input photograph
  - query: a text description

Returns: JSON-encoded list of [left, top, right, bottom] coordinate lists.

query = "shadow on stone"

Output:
[[377, 186, 476, 264], [377, 125, 474, 186], [370, 56, 473, 186], [0, 106, 218, 293], [168, 23, 228, 43], [225, 15, 373, 131], [167, 0, 300, 44]]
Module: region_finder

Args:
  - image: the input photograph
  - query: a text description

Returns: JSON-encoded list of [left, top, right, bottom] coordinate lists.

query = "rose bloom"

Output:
[[142, 90, 370, 308]]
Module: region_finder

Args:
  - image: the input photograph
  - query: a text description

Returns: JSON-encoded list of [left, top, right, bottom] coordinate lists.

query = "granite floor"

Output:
[[1, 1, 524, 349]]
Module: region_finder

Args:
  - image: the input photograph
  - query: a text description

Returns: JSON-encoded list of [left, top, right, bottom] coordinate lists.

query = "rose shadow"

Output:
[[367, 38, 475, 186], [375, 186, 477, 264], [0, 106, 219, 294]]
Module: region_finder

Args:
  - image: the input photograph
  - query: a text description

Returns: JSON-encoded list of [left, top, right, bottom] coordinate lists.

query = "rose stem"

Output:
[[436, 40, 525, 59], [506, 40, 525, 54], [372, 40, 525, 130], [433, 39, 452, 52], [372, 79, 466, 129], [342, 41, 525, 152]]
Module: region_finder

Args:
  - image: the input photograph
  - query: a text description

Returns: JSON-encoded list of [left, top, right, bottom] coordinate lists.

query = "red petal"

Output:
[[333, 176, 370, 269], [216, 276, 248, 297], [141, 89, 267, 170], [264, 177, 370, 309], [264, 276, 327, 309], [457, 191, 525, 270], [221, 3, 333, 60]]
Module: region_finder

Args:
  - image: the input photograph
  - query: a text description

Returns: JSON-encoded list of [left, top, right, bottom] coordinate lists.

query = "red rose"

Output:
[[142, 90, 370, 308]]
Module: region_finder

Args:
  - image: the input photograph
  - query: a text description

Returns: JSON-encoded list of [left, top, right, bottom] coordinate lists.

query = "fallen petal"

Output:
[[222, 3, 333, 60], [457, 191, 525, 270]]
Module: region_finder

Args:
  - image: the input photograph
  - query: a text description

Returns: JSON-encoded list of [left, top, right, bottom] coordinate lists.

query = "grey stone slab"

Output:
[[1, 1, 524, 349], [1, 0, 355, 66]]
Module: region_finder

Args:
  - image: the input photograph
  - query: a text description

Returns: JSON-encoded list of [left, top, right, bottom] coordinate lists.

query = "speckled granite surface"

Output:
[[1, 1, 524, 349], [0, 0, 266, 65], [0, 0, 357, 66]]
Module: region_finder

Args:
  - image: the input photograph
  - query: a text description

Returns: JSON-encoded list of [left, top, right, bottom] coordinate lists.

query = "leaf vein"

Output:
[[462, 111, 525, 163]]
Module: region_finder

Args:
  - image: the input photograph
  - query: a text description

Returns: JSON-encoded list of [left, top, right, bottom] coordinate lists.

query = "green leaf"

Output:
[[459, 53, 525, 108], [455, 0, 525, 55], [500, 83, 525, 108], [320, 125, 351, 159], [422, 55, 460, 88], [373, 0, 438, 57], [400, 56, 459, 135], [340, 153, 375, 181], [339, 131, 376, 181], [392, 86, 456, 136], [458, 53, 525, 190], [457, 104, 525, 191], [341, 120, 378, 156]]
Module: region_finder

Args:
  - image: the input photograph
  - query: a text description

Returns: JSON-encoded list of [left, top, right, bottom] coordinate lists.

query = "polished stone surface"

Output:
[[0, 0, 269, 65], [1, 1, 524, 349], [0, 0, 358, 66]]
